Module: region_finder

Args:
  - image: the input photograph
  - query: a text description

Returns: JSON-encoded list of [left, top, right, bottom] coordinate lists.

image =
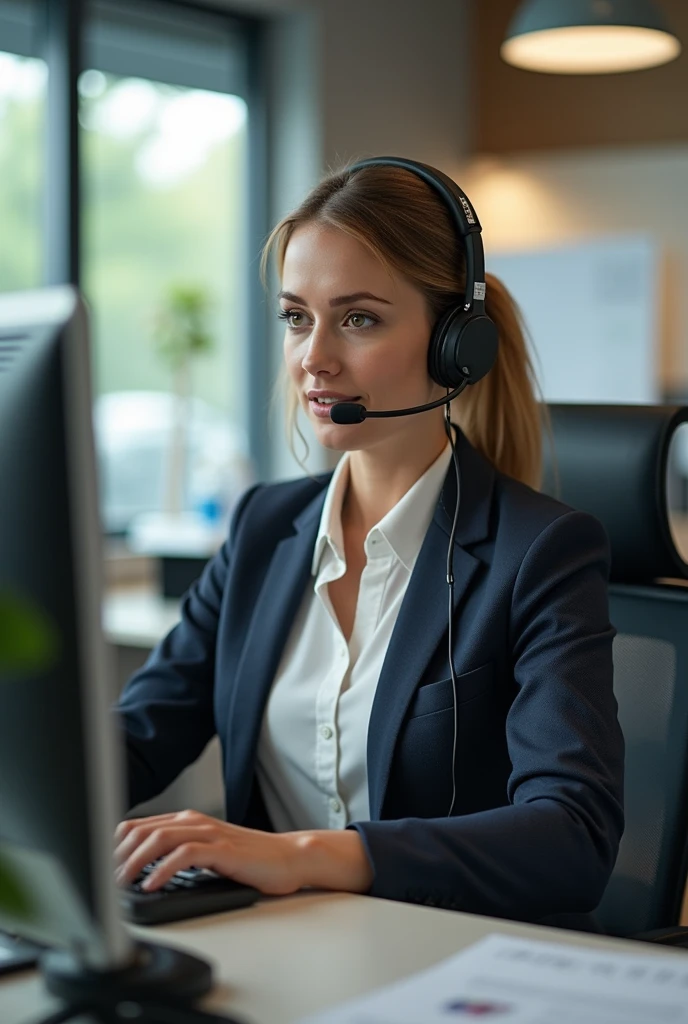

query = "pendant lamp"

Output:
[[501, 0, 681, 74]]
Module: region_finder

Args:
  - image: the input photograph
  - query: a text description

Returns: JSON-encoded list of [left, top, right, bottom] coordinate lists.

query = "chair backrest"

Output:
[[544, 403, 688, 936]]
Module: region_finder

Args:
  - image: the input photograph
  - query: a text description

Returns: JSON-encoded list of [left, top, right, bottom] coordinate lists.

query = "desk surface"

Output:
[[1, 892, 683, 1024], [103, 587, 181, 649]]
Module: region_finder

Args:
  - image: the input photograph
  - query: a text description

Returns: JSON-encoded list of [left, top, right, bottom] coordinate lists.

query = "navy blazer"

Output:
[[118, 429, 624, 926]]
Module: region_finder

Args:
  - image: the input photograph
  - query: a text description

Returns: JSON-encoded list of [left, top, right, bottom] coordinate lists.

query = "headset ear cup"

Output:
[[428, 305, 466, 389], [455, 316, 499, 385], [429, 306, 499, 388]]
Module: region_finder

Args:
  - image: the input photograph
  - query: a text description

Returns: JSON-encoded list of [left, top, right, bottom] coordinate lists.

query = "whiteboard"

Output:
[[487, 235, 660, 403]]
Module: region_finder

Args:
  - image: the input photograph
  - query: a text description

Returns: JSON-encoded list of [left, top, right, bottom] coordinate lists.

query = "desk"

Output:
[[103, 588, 181, 651], [1, 893, 684, 1024]]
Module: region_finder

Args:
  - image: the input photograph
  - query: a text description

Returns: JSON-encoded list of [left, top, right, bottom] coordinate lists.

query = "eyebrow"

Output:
[[277, 290, 392, 307]]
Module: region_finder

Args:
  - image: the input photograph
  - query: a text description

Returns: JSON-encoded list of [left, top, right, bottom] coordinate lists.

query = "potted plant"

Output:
[[125, 283, 220, 597], [152, 282, 215, 517]]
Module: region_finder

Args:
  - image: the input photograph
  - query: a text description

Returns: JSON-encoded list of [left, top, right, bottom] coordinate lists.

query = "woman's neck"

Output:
[[342, 423, 450, 535]]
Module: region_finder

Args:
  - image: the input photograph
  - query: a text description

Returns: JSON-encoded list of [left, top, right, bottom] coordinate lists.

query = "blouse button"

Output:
[[330, 797, 341, 813], [320, 725, 333, 740]]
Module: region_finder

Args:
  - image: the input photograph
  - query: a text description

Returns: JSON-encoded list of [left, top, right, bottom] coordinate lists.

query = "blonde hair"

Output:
[[262, 163, 545, 489]]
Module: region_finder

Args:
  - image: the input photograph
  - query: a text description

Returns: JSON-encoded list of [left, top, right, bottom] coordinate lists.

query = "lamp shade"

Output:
[[501, 0, 681, 74]]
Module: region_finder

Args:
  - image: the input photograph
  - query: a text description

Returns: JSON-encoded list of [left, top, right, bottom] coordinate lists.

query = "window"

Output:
[[0, 0, 45, 291], [82, 1, 255, 533], [1, 0, 263, 535]]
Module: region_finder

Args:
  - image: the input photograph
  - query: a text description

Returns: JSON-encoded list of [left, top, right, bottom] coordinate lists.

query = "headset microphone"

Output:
[[329, 383, 468, 425]]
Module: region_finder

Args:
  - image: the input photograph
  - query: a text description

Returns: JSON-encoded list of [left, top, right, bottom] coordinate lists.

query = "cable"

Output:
[[444, 399, 462, 818]]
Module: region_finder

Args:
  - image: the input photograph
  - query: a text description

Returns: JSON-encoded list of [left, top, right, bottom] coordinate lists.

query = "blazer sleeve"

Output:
[[115, 484, 261, 811], [349, 510, 625, 923]]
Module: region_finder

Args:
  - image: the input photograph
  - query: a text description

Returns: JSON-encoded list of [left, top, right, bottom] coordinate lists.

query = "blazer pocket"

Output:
[[407, 662, 494, 719]]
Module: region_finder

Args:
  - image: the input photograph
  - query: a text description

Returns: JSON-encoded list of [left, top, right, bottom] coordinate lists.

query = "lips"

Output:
[[307, 391, 361, 420], [307, 391, 360, 404]]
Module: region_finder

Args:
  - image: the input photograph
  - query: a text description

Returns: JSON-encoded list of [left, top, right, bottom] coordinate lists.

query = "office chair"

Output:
[[543, 403, 688, 945]]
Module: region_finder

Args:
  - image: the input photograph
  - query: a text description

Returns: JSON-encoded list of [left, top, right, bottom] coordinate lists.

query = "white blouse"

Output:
[[255, 441, 453, 832]]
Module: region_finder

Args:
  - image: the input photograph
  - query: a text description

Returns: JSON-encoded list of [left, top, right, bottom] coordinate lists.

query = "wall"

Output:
[[457, 0, 688, 397], [458, 143, 688, 395], [475, 0, 688, 153]]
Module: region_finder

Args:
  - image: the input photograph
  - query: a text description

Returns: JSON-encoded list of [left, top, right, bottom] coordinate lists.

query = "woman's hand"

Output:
[[114, 809, 374, 897]]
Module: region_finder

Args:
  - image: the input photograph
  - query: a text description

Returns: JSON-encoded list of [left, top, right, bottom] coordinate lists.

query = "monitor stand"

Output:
[[36, 940, 244, 1023]]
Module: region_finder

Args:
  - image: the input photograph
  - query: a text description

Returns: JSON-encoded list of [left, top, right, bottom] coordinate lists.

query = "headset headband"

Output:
[[347, 156, 487, 317]]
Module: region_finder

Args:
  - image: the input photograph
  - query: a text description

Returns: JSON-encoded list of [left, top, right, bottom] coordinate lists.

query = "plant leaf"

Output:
[[0, 593, 59, 675], [0, 853, 33, 919], [152, 282, 215, 371]]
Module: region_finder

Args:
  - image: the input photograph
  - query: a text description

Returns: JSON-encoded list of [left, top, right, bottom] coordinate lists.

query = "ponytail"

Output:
[[451, 273, 545, 490]]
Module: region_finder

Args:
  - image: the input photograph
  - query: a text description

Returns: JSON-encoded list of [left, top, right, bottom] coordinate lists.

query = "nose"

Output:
[[301, 322, 342, 378]]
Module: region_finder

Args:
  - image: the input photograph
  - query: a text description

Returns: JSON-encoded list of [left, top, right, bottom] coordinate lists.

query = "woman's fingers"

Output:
[[115, 823, 217, 885], [138, 832, 297, 895], [139, 842, 227, 892], [114, 811, 189, 845], [114, 810, 214, 864], [113, 815, 307, 899], [114, 808, 210, 845]]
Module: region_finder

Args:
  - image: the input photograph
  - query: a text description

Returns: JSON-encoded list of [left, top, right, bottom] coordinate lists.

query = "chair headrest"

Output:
[[542, 404, 688, 584]]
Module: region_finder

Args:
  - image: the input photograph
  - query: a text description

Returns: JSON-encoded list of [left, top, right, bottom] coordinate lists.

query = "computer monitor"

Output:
[[0, 285, 131, 968], [0, 287, 212, 1018]]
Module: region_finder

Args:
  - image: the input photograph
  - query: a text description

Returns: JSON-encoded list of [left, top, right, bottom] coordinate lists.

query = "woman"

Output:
[[115, 159, 624, 928]]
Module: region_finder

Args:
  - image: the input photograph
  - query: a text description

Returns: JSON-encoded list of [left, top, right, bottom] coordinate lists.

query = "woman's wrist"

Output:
[[291, 828, 374, 894]]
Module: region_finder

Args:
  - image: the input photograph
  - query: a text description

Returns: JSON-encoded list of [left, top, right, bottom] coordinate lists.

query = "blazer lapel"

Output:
[[367, 431, 496, 819], [224, 487, 327, 823]]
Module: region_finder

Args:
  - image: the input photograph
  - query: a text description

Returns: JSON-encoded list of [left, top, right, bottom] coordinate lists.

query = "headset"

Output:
[[329, 156, 499, 817]]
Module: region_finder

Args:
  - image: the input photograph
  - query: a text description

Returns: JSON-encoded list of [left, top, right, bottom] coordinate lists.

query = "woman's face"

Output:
[[281, 221, 445, 453]]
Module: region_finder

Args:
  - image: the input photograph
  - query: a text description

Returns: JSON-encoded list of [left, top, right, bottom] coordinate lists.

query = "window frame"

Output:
[[3, 0, 270, 477]]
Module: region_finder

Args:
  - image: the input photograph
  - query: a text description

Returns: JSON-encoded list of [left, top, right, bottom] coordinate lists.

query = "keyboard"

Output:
[[120, 861, 260, 925], [0, 931, 44, 976]]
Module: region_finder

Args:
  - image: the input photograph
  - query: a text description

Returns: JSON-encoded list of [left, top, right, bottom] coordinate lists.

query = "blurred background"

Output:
[[3, 0, 687, 812], [4, 0, 688, 523]]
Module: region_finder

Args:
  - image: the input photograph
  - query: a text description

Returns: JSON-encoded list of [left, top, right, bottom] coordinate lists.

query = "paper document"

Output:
[[300, 933, 688, 1023]]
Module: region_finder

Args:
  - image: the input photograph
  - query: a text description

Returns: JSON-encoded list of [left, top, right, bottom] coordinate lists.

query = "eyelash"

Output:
[[277, 309, 380, 331]]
